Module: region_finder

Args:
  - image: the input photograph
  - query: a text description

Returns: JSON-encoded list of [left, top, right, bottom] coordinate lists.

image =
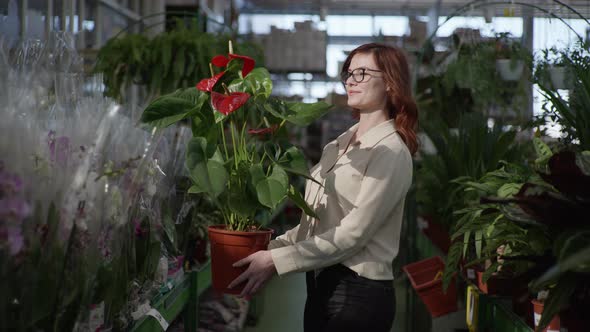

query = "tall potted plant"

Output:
[[140, 41, 331, 293]]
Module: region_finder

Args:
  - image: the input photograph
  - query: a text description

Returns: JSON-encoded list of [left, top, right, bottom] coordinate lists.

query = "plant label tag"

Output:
[[131, 302, 151, 320], [467, 268, 475, 280], [147, 308, 169, 330], [534, 312, 541, 326]]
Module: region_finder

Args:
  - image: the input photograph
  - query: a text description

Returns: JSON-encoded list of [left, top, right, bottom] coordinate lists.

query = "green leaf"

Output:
[[263, 141, 282, 161], [151, 65, 163, 94], [174, 47, 186, 80], [277, 145, 308, 174], [284, 101, 333, 126], [535, 274, 577, 332], [141, 88, 208, 128], [185, 137, 228, 197], [533, 136, 553, 165], [532, 245, 590, 289], [190, 103, 217, 139], [188, 185, 205, 194], [288, 184, 318, 219], [443, 240, 463, 292], [463, 231, 471, 258], [255, 165, 288, 209], [214, 109, 226, 124], [228, 68, 273, 99], [475, 230, 483, 258], [497, 183, 523, 198], [249, 164, 266, 187], [228, 190, 258, 217], [263, 98, 333, 126]]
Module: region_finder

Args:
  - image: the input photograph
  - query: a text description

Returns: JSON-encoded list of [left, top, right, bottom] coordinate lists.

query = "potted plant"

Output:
[[485, 142, 590, 331], [535, 42, 590, 151], [534, 47, 574, 90], [140, 41, 331, 294], [494, 33, 531, 82], [403, 256, 458, 317], [415, 113, 524, 250], [532, 291, 561, 332], [441, 157, 550, 296]]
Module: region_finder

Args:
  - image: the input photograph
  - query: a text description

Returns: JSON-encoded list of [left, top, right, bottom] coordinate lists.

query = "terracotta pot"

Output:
[[532, 299, 561, 332], [403, 256, 458, 317], [208, 225, 273, 294], [476, 270, 520, 296]]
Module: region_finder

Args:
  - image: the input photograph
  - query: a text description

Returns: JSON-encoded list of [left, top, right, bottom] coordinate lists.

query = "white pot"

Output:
[[495, 59, 524, 81], [547, 65, 572, 90]]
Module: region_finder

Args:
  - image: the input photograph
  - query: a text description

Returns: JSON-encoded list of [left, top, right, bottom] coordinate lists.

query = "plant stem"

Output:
[[240, 121, 248, 160], [220, 122, 229, 160], [230, 120, 239, 170]]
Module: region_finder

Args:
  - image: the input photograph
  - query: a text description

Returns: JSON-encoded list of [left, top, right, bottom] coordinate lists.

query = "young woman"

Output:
[[228, 43, 418, 332]]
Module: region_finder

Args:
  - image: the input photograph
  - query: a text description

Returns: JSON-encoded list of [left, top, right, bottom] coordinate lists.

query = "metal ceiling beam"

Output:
[[240, 0, 590, 19]]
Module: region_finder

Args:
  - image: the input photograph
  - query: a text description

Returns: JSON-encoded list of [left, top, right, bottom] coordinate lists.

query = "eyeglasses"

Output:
[[340, 67, 383, 84]]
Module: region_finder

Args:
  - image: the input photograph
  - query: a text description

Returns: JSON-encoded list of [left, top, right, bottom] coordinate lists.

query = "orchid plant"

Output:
[[141, 41, 331, 231]]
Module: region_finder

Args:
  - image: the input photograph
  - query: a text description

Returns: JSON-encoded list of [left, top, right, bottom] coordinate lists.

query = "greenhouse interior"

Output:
[[1, 0, 590, 331]]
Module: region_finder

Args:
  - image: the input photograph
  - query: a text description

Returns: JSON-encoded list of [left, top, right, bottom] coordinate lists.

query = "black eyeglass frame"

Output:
[[340, 67, 383, 84]]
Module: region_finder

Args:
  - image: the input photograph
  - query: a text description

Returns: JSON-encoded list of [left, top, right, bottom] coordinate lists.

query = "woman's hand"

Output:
[[228, 250, 277, 298]]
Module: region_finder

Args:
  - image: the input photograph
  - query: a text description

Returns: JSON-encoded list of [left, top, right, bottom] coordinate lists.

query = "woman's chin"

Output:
[[347, 102, 361, 109]]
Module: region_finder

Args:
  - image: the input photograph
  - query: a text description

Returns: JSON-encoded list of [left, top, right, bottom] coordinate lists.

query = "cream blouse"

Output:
[[268, 119, 413, 280]]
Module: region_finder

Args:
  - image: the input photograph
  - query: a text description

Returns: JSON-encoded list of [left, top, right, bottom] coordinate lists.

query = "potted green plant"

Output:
[[535, 42, 590, 151], [534, 47, 574, 91], [494, 33, 531, 82], [139, 41, 331, 294], [532, 291, 562, 332], [415, 113, 524, 247], [436, 33, 529, 116], [441, 156, 551, 295]]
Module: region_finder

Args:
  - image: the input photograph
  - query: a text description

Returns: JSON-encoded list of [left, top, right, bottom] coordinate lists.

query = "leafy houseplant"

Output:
[[437, 33, 530, 117], [533, 47, 574, 90], [140, 41, 331, 293], [416, 112, 524, 233], [494, 32, 532, 82], [441, 153, 551, 295], [498, 147, 590, 331], [535, 42, 590, 151]]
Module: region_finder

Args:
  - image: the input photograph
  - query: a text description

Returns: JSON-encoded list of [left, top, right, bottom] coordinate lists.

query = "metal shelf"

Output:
[[131, 261, 212, 332]]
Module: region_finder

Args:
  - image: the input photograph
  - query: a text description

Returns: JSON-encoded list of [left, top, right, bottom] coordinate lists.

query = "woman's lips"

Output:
[[347, 90, 360, 95]]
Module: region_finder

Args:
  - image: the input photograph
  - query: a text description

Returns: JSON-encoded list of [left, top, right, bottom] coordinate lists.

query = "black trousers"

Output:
[[304, 264, 395, 332]]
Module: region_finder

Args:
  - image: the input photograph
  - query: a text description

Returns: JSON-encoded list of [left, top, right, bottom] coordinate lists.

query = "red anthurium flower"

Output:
[[211, 91, 250, 115], [247, 125, 278, 136], [196, 71, 226, 92], [211, 55, 230, 67], [209, 54, 256, 77], [228, 54, 255, 77]]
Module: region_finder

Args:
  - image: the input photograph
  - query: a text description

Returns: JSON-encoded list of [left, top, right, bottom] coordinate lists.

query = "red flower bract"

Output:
[[247, 125, 278, 136], [210, 54, 256, 77], [211, 91, 250, 115], [196, 71, 226, 92], [228, 54, 255, 77], [211, 55, 230, 67]]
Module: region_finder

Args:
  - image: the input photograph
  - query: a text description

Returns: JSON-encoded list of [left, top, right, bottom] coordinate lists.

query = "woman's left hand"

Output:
[[228, 250, 277, 298]]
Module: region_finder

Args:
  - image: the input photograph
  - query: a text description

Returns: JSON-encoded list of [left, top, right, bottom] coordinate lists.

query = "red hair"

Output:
[[342, 43, 419, 156]]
